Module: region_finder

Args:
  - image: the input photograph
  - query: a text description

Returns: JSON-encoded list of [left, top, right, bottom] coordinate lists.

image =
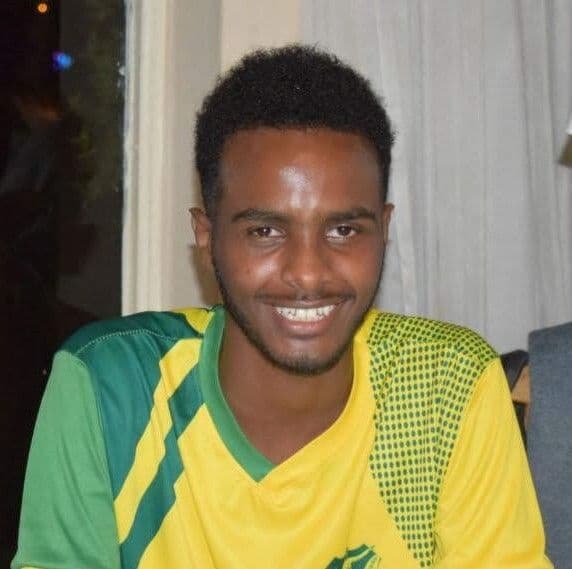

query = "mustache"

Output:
[[211, 255, 356, 304]]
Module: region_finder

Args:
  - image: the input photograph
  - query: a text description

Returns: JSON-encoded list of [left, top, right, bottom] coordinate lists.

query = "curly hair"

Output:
[[195, 45, 394, 216]]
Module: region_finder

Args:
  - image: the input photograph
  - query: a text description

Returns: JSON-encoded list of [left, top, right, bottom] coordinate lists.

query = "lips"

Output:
[[275, 305, 336, 322]]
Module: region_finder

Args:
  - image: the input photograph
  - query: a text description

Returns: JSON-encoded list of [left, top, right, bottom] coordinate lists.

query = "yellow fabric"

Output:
[[174, 306, 213, 334], [133, 313, 550, 568], [14, 308, 551, 568], [137, 312, 417, 567], [114, 338, 202, 542], [117, 310, 551, 567], [434, 359, 552, 568]]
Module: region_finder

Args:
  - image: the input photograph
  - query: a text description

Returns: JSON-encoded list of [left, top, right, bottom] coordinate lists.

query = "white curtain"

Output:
[[122, 0, 221, 314], [302, 0, 572, 351]]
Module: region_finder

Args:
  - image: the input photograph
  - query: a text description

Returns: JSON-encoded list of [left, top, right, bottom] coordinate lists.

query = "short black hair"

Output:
[[195, 44, 394, 217]]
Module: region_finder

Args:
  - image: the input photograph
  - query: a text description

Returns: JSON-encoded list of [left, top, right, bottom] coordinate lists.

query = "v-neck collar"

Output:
[[199, 307, 274, 481], [198, 306, 374, 483]]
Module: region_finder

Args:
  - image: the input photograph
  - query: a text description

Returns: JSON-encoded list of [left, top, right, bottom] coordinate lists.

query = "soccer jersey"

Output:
[[13, 307, 551, 568]]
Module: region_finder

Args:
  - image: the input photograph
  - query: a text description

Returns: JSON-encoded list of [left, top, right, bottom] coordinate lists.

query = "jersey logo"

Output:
[[326, 544, 380, 568]]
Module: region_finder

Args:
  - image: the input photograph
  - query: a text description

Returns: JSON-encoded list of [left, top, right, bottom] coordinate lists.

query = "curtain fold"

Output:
[[302, 0, 572, 351], [122, 0, 221, 314]]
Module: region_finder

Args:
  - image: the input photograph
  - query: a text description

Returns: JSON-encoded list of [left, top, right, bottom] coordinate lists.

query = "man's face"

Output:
[[193, 127, 393, 375]]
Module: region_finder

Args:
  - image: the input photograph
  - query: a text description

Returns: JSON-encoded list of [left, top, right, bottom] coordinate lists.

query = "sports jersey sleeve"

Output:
[[433, 358, 552, 568], [11, 350, 120, 569]]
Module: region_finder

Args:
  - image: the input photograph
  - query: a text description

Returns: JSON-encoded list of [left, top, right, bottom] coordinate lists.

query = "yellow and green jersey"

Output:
[[13, 307, 551, 568]]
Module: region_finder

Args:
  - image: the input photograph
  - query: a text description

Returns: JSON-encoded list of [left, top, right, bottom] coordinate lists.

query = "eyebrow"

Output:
[[231, 206, 378, 224], [231, 209, 289, 223], [326, 207, 378, 223]]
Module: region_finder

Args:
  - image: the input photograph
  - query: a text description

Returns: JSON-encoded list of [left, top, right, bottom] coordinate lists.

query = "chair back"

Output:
[[528, 322, 572, 569]]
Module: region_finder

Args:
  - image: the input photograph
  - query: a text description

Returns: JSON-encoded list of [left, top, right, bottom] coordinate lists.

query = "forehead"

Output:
[[219, 127, 382, 212]]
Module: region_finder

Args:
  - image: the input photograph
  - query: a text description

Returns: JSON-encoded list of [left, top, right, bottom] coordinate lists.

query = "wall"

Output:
[[221, 0, 300, 71]]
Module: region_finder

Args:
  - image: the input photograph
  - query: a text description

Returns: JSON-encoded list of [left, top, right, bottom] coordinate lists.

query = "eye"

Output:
[[326, 225, 358, 240], [248, 226, 283, 239]]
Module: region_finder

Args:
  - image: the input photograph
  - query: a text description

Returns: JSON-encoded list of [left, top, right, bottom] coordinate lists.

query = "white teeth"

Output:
[[275, 305, 335, 322]]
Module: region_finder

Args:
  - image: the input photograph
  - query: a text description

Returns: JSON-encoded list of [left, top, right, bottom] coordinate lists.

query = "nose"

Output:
[[280, 232, 333, 296]]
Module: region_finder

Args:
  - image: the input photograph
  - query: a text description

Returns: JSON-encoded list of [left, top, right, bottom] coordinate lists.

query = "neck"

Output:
[[218, 317, 354, 462]]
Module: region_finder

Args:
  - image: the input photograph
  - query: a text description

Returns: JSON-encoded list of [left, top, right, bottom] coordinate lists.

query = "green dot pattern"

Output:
[[366, 312, 496, 567]]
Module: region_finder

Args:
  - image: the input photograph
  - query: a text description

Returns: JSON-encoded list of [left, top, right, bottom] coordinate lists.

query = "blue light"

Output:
[[52, 51, 74, 70]]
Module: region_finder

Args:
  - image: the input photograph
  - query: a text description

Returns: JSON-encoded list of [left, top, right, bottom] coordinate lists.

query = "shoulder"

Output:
[[361, 309, 497, 371], [362, 311, 500, 564], [60, 306, 215, 363], [359, 309, 498, 418], [50, 307, 217, 493]]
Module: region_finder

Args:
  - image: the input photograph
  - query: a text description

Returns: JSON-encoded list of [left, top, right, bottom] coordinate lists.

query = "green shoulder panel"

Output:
[[61, 309, 209, 355], [57, 308, 220, 569], [60, 309, 212, 499], [365, 312, 496, 568]]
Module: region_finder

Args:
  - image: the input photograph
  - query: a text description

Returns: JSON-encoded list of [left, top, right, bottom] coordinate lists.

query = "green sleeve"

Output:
[[12, 350, 121, 569]]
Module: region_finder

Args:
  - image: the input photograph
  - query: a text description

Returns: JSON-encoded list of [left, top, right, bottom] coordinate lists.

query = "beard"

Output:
[[211, 257, 383, 377]]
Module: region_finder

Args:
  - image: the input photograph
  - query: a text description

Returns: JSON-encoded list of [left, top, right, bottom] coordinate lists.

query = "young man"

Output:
[[13, 46, 551, 568]]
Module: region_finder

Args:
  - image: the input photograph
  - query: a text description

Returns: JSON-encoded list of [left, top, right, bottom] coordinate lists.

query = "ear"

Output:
[[190, 207, 213, 267], [381, 203, 394, 245]]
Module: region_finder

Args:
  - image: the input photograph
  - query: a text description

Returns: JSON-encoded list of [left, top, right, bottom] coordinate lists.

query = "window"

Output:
[[0, 1, 124, 561]]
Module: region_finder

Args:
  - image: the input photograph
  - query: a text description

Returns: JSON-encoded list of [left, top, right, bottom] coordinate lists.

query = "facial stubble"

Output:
[[211, 250, 385, 377]]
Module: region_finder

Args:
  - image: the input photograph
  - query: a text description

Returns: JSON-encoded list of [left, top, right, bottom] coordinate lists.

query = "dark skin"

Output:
[[192, 128, 393, 464]]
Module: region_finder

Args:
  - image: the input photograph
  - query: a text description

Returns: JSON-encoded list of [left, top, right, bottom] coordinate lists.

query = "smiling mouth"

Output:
[[275, 305, 336, 322]]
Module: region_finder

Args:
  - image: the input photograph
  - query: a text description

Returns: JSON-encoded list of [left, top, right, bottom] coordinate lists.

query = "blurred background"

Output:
[[0, 0, 123, 563]]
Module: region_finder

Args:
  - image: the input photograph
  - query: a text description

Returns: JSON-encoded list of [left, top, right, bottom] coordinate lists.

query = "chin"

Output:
[[252, 340, 351, 377]]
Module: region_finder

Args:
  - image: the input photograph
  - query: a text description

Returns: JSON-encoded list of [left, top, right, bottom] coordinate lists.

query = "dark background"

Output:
[[0, 1, 124, 564]]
